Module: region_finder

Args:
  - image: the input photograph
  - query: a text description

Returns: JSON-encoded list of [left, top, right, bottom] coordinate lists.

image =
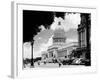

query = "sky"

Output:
[[23, 10, 81, 59]]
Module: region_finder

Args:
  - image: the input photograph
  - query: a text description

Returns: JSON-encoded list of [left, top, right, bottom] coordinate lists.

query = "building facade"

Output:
[[77, 13, 91, 65], [47, 28, 67, 59], [44, 21, 78, 61], [41, 20, 78, 63]]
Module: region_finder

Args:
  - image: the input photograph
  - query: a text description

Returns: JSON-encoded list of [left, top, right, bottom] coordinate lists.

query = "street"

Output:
[[24, 62, 85, 69]]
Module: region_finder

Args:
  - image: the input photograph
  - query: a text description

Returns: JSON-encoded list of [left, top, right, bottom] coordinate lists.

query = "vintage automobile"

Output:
[[72, 58, 86, 65]]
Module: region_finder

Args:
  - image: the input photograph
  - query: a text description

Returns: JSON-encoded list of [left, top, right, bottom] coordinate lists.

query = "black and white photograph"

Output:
[[11, 2, 97, 78], [23, 10, 91, 68]]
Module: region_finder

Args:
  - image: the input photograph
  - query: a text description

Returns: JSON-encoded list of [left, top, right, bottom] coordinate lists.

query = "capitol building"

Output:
[[41, 21, 78, 61]]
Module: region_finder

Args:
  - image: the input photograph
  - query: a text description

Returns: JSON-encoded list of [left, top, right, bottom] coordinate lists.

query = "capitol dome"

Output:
[[53, 28, 66, 38], [53, 21, 67, 44]]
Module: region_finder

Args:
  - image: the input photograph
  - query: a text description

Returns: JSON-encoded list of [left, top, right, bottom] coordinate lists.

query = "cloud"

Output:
[[50, 13, 80, 32], [33, 35, 53, 58], [50, 17, 64, 30], [39, 25, 46, 31], [36, 25, 46, 36], [64, 13, 80, 29], [39, 35, 53, 52]]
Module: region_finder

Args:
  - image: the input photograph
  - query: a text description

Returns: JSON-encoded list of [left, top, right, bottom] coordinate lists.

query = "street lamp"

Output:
[[31, 40, 34, 67]]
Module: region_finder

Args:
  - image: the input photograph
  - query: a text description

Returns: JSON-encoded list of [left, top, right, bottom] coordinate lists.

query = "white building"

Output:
[[47, 21, 78, 60], [41, 21, 78, 61]]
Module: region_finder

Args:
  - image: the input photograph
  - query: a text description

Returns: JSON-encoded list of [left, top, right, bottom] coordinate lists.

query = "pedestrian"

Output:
[[59, 63, 61, 67]]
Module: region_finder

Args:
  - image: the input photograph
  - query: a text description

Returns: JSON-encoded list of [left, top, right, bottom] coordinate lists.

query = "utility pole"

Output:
[[31, 40, 34, 67]]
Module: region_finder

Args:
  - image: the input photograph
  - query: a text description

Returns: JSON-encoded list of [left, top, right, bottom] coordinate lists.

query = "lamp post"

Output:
[[31, 40, 34, 67]]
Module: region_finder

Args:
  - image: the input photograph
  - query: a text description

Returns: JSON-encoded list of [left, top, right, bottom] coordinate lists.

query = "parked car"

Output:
[[72, 58, 85, 65]]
